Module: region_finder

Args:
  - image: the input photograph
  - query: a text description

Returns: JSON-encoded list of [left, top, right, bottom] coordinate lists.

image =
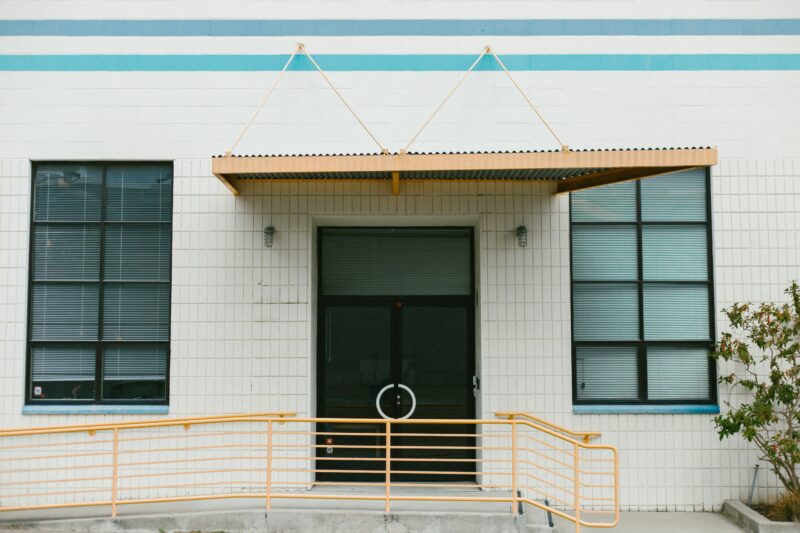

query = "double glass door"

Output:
[[316, 227, 476, 482], [317, 300, 474, 481]]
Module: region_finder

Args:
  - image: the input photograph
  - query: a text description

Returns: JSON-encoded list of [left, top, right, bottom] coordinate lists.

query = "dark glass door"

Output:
[[392, 303, 475, 482], [316, 227, 475, 483], [317, 299, 474, 482], [316, 304, 393, 482]]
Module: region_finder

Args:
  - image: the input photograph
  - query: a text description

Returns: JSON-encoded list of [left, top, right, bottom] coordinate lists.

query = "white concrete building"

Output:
[[0, 0, 799, 516]]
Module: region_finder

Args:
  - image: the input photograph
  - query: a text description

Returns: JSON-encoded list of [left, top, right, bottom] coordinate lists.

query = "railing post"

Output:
[[266, 419, 273, 511], [111, 428, 119, 518], [510, 421, 518, 515], [573, 442, 581, 533], [384, 420, 391, 513]]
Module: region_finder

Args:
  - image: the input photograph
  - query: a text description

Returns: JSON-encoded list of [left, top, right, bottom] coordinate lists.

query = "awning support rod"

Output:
[[226, 43, 388, 157], [402, 46, 489, 153], [299, 44, 388, 154], [402, 45, 569, 153], [488, 47, 568, 152], [227, 44, 302, 157]]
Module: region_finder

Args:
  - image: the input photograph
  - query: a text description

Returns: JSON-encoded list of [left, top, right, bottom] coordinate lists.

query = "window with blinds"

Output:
[[28, 163, 172, 403], [570, 168, 715, 404]]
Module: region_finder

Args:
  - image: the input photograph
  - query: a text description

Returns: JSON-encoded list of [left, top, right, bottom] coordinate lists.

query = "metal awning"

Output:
[[211, 147, 718, 196], [212, 46, 717, 196]]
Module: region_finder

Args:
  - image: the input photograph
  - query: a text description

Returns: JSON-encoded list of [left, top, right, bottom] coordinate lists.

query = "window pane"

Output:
[[573, 283, 639, 340], [31, 283, 99, 340], [320, 228, 472, 296], [33, 224, 100, 281], [103, 345, 167, 400], [576, 346, 639, 400], [572, 225, 637, 281], [31, 344, 95, 400], [104, 224, 171, 281], [106, 165, 173, 222], [34, 164, 103, 222], [647, 346, 711, 400], [643, 284, 710, 340], [571, 181, 636, 222], [103, 283, 170, 341], [643, 225, 707, 281], [641, 169, 706, 222]]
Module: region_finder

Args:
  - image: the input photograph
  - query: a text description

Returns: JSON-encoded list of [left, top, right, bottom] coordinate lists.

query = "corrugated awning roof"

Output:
[[211, 146, 718, 196]]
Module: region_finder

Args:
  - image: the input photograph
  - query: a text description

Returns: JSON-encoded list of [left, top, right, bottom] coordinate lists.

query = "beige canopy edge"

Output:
[[211, 147, 718, 196]]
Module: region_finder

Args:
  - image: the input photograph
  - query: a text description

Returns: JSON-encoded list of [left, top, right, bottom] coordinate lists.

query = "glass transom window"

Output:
[[570, 168, 715, 405]]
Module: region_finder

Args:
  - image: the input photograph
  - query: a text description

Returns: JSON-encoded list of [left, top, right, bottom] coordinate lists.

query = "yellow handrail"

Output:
[[0, 412, 618, 531], [0, 411, 296, 436], [495, 411, 602, 443]]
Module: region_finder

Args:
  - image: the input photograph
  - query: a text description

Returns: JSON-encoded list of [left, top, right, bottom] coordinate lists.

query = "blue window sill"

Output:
[[573, 404, 719, 415], [23, 405, 169, 416]]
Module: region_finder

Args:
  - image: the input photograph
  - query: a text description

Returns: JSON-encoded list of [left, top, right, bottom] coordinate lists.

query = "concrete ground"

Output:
[[553, 511, 746, 532], [0, 513, 750, 533], [0, 490, 749, 532]]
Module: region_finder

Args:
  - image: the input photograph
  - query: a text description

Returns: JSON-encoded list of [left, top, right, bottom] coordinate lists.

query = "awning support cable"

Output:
[[402, 45, 569, 154], [227, 44, 302, 157], [227, 43, 388, 157], [488, 48, 568, 152], [299, 44, 388, 154], [402, 46, 488, 154]]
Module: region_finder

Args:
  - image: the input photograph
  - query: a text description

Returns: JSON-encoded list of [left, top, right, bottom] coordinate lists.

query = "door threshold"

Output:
[[311, 481, 481, 493]]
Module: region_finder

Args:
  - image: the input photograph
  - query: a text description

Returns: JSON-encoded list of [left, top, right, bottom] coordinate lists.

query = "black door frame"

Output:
[[315, 227, 477, 481]]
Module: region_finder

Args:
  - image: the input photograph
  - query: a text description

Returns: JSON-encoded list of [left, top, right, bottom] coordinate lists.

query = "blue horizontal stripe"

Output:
[[1, 54, 799, 71], [1, 19, 800, 36], [573, 404, 720, 415]]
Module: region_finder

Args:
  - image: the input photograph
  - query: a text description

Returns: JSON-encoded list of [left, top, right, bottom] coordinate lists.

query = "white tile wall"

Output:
[[1, 0, 800, 512], [0, 160, 30, 430], [5, 158, 798, 510]]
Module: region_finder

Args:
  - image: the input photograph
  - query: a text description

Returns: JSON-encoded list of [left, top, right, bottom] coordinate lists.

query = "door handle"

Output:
[[375, 383, 417, 420]]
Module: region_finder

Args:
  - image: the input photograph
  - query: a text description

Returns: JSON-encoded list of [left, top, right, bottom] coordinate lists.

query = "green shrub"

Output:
[[710, 282, 800, 500]]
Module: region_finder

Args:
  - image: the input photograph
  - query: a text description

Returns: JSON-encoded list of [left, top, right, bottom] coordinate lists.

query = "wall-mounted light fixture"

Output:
[[515, 225, 528, 248], [263, 225, 276, 248]]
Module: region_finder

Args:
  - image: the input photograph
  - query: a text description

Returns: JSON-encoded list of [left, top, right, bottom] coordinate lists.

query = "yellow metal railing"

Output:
[[495, 412, 602, 444], [0, 412, 618, 531]]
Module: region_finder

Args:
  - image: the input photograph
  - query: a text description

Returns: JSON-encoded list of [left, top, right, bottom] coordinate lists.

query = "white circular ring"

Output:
[[375, 383, 417, 420]]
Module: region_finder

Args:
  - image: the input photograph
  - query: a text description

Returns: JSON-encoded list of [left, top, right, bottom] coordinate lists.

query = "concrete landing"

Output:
[[552, 511, 747, 533]]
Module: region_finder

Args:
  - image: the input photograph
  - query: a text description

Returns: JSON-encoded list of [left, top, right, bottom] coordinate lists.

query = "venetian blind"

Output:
[[31, 345, 96, 382], [570, 168, 713, 403], [29, 163, 172, 402], [101, 165, 172, 394], [575, 346, 639, 400], [647, 346, 710, 399], [572, 225, 638, 281], [643, 225, 707, 281], [572, 283, 639, 340], [103, 345, 167, 381]]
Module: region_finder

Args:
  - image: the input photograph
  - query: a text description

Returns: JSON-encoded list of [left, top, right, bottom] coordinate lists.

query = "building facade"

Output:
[[1, 0, 799, 512]]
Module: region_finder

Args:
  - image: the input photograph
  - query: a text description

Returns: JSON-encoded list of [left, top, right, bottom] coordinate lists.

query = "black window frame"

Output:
[[25, 161, 173, 406], [569, 168, 717, 406]]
